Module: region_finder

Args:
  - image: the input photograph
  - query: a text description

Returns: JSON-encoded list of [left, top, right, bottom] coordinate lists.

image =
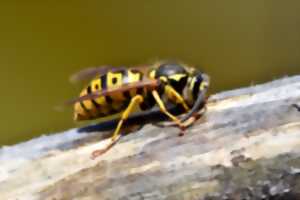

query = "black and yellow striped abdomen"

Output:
[[74, 69, 145, 120]]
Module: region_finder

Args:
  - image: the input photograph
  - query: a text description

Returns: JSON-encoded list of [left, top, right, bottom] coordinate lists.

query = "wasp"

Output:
[[68, 61, 210, 159]]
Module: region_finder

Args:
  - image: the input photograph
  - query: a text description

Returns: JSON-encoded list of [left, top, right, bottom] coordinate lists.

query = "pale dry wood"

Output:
[[1, 76, 300, 200]]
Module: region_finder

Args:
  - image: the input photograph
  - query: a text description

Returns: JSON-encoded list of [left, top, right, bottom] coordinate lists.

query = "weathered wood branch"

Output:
[[1, 76, 300, 200]]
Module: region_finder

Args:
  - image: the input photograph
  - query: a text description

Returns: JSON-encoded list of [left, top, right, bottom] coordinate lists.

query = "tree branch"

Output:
[[1, 75, 300, 200]]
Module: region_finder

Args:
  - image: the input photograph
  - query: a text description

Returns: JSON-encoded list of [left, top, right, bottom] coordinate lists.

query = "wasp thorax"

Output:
[[155, 63, 187, 78], [155, 63, 189, 92]]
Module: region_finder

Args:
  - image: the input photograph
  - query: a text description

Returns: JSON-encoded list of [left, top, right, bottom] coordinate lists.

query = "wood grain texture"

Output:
[[1, 75, 300, 200]]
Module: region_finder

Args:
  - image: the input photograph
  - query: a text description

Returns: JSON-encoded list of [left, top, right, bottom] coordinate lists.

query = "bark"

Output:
[[1, 75, 300, 200]]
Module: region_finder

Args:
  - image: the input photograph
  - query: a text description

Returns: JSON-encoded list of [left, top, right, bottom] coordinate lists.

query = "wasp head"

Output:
[[181, 70, 210, 122]]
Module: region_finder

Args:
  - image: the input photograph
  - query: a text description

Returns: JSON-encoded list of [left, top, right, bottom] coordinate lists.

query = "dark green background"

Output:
[[1, 1, 300, 145]]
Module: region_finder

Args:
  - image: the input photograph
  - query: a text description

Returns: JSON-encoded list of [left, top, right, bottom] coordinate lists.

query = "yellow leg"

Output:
[[182, 106, 207, 127], [151, 90, 186, 134], [91, 135, 121, 160], [111, 95, 144, 141], [165, 85, 190, 112], [91, 95, 144, 159]]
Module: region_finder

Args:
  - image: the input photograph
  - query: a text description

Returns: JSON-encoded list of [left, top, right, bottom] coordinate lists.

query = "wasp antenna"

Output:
[[180, 92, 206, 122]]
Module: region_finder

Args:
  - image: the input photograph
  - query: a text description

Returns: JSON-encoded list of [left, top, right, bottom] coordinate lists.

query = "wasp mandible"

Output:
[[68, 61, 210, 159]]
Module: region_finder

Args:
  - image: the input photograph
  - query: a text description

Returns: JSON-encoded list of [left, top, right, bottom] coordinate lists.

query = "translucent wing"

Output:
[[65, 79, 160, 105], [70, 66, 123, 83], [70, 65, 150, 83]]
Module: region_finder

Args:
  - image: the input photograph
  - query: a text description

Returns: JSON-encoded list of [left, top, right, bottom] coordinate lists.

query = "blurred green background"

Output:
[[1, 1, 300, 145]]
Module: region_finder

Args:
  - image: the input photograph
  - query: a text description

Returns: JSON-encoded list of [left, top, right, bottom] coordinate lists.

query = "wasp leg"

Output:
[[112, 95, 144, 140], [91, 95, 144, 159], [91, 135, 121, 160], [165, 85, 190, 112], [182, 106, 207, 127], [151, 90, 186, 136]]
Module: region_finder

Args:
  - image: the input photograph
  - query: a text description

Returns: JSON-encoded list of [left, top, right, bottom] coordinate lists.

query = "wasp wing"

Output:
[[65, 79, 160, 105], [70, 66, 123, 83], [70, 65, 150, 83]]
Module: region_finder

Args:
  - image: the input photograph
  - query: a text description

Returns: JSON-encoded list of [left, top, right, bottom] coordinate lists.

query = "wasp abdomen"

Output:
[[74, 69, 146, 120]]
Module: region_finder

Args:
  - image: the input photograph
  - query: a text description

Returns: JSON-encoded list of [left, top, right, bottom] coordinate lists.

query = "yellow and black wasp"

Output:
[[68, 61, 210, 159]]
